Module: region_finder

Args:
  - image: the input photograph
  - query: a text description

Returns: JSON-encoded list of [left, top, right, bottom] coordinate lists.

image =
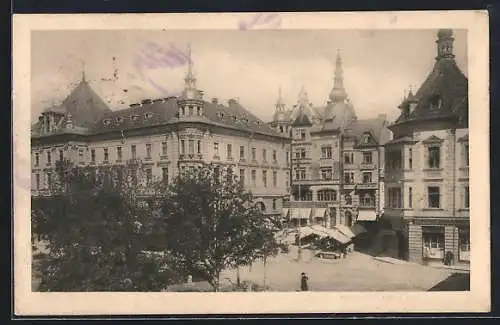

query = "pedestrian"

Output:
[[300, 272, 309, 291]]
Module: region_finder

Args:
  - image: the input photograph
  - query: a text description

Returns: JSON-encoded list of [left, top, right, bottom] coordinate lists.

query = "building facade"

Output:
[[31, 47, 291, 217], [269, 52, 391, 231], [383, 29, 469, 265]]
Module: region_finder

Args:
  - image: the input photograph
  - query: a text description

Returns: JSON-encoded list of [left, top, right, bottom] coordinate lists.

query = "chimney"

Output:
[[211, 97, 218, 104], [228, 98, 237, 105]]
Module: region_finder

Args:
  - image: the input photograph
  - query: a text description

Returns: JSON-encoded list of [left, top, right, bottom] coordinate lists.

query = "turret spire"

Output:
[[81, 60, 86, 82], [298, 85, 309, 107], [275, 86, 285, 111], [184, 43, 196, 88], [436, 29, 455, 61], [329, 49, 347, 102]]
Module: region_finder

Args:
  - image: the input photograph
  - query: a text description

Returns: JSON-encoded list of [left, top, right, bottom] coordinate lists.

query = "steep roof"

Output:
[[291, 108, 313, 127], [61, 79, 112, 128], [345, 116, 391, 145], [92, 97, 287, 138], [392, 30, 468, 127]]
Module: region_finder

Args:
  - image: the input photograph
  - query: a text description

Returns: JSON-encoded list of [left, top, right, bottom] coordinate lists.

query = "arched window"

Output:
[[256, 202, 266, 212], [360, 193, 374, 207], [317, 189, 337, 201]]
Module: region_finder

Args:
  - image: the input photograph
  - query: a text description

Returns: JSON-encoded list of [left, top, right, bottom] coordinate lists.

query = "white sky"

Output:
[[31, 29, 467, 123]]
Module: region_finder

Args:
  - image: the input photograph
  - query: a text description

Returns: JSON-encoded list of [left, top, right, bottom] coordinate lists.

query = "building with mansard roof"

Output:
[[31, 46, 291, 217], [269, 51, 391, 240], [383, 29, 469, 265]]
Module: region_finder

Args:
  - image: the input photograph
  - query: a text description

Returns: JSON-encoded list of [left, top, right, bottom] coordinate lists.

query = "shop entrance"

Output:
[[422, 226, 445, 261]]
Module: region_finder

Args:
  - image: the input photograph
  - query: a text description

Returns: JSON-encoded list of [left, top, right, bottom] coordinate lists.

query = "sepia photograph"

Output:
[[13, 11, 490, 315]]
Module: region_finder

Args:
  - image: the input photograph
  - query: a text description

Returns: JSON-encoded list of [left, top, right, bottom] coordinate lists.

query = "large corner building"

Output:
[[383, 29, 469, 265]]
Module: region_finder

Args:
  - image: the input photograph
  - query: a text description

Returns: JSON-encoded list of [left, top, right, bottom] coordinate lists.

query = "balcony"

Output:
[[343, 163, 357, 170], [356, 182, 378, 190], [359, 163, 375, 170], [423, 168, 443, 180], [179, 153, 204, 162]]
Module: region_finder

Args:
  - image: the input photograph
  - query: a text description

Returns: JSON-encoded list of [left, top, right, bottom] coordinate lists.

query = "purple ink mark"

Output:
[[134, 42, 190, 96], [238, 13, 282, 30]]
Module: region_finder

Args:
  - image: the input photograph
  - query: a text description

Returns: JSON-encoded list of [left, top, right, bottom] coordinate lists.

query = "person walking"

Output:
[[300, 272, 309, 291]]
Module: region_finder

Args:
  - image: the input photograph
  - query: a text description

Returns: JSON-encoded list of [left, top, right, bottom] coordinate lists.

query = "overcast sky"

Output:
[[31, 29, 467, 123]]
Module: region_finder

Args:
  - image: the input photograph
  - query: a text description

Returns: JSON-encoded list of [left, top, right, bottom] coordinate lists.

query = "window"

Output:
[[362, 152, 372, 164], [131, 145, 137, 159], [344, 194, 352, 205], [188, 140, 194, 154], [286, 151, 289, 164], [298, 190, 312, 201], [459, 233, 470, 254], [295, 148, 306, 159], [214, 142, 219, 156], [251, 147, 256, 161], [464, 144, 469, 167], [388, 188, 402, 208], [251, 170, 256, 187], [317, 189, 337, 201], [429, 95, 442, 111], [360, 193, 374, 207], [59, 150, 64, 162], [272, 199, 277, 210], [78, 149, 84, 162], [423, 233, 444, 250], [257, 202, 266, 212], [362, 172, 372, 184], [103, 148, 109, 162], [117, 147, 122, 161], [262, 149, 267, 162], [344, 152, 354, 164], [146, 168, 152, 184], [197, 140, 201, 154], [240, 146, 245, 160], [464, 186, 469, 208], [180, 140, 185, 155], [301, 131, 306, 140], [91, 149, 96, 163], [408, 148, 413, 169], [162, 167, 168, 183], [35, 153, 39, 166], [295, 167, 306, 180], [428, 186, 440, 208], [47, 151, 51, 165], [143, 144, 151, 159], [409, 187, 413, 208], [320, 168, 332, 180], [428, 146, 440, 168], [239, 169, 245, 186], [35, 174, 40, 189], [273, 171, 277, 187], [46, 172, 52, 189], [226, 167, 233, 183], [227, 144, 232, 159], [272, 150, 277, 162], [344, 172, 354, 184], [387, 149, 402, 169], [161, 141, 168, 156], [285, 171, 289, 188], [321, 146, 332, 159], [262, 170, 268, 188]]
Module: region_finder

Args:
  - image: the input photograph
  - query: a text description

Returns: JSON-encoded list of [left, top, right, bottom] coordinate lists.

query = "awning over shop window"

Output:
[[352, 223, 368, 236], [290, 208, 311, 219], [357, 210, 377, 221], [282, 208, 289, 218], [336, 224, 356, 239], [313, 208, 327, 219]]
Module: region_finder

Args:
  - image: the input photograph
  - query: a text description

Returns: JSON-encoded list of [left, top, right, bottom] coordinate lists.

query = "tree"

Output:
[[159, 164, 281, 291], [31, 159, 178, 291]]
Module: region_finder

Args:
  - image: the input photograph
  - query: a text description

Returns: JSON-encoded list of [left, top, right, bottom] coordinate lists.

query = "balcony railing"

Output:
[[359, 163, 375, 170], [423, 168, 443, 179]]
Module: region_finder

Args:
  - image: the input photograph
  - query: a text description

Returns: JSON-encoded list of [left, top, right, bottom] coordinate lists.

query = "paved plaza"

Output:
[[220, 247, 468, 292]]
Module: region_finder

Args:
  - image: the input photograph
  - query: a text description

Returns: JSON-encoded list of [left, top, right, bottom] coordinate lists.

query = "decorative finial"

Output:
[[275, 85, 285, 111], [81, 60, 86, 82]]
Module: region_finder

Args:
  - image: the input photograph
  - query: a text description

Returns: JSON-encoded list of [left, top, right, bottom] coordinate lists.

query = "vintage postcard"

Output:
[[13, 11, 490, 315]]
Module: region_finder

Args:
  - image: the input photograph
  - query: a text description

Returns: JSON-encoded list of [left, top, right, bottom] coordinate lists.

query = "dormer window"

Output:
[[429, 95, 442, 111], [144, 112, 153, 120], [103, 119, 112, 126], [115, 116, 123, 123], [232, 115, 238, 121], [218, 112, 225, 119]]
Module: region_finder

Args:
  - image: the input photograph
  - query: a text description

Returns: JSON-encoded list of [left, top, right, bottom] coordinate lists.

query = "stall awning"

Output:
[[282, 208, 289, 218], [313, 208, 327, 219], [309, 225, 351, 244], [297, 226, 317, 239], [336, 225, 356, 239], [357, 210, 377, 221], [290, 208, 311, 219]]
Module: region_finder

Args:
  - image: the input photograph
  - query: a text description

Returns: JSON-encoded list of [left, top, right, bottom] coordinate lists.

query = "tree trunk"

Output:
[[263, 255, 267, 287]]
